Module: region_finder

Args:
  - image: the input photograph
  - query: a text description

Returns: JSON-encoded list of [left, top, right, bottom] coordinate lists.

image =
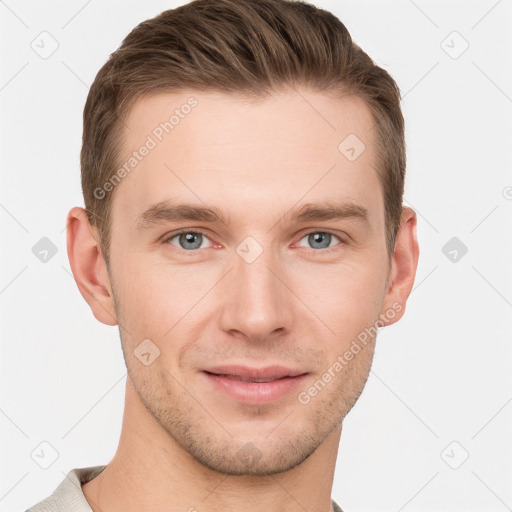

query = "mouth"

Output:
[[203, 364, 306, 380], [201, 365, 309, 404], [206, 374, 291, 383]]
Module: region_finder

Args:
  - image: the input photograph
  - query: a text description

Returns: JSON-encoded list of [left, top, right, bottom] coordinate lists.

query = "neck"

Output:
[[83, 377, 341, 512]]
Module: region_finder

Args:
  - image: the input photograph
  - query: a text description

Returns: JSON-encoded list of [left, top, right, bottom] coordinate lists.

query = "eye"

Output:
[[296, 231, 344, 252], [162, 229, 345, 253], [165, 230, 214, 251]]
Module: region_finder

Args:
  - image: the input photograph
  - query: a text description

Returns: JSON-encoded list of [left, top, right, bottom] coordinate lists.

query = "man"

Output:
[[27, 0, 419, 510]]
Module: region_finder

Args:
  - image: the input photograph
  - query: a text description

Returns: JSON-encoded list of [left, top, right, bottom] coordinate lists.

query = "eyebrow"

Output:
[[136, 200, 369, 230]]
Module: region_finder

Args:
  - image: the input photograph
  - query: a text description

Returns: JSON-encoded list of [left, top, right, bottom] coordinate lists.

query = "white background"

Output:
[[1, 1, 511, 510]]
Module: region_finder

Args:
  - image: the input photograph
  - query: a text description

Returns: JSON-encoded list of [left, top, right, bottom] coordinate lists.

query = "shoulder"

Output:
[[332, 498, 345, 512], [25, 466, 106, 512]]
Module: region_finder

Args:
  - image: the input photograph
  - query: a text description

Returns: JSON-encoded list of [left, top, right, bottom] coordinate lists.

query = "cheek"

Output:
[[291, 258, 386, 341], [112, 256, 215, 337], [112, 239, 387, 345]]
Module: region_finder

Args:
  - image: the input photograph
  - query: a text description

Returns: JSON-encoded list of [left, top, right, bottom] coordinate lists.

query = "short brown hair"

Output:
[[81, 0, 405, 262]]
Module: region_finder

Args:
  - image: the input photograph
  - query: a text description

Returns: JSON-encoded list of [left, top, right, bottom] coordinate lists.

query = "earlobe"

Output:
[[379, 206, 420, 327], [66, 206, 118, 326]]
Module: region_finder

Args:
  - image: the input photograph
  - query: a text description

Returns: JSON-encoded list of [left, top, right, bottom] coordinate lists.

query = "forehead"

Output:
[[122, 87, 375, 155], [112, 87, 382, 230]]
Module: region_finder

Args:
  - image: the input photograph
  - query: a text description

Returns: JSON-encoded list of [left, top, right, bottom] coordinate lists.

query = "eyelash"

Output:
[[162, 229, 346, 254]]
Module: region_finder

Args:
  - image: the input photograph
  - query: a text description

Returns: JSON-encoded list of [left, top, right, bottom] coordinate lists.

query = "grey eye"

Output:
[[297, 232, 340, 250], [169, 232, 211, 251]]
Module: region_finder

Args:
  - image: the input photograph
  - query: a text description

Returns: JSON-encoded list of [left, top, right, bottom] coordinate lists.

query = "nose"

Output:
[[218, 243, 295, 343]]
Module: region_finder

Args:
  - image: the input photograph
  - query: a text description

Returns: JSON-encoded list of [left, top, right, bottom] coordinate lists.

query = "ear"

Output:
[[66, 207, 117, 326], [379, 206, 420, 326]]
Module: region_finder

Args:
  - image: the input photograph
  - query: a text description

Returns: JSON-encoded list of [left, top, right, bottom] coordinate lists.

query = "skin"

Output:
[[68, 86, 419, 512]]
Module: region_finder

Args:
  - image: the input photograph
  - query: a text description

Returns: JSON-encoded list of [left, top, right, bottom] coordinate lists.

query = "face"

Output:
[[99, 87, 397, 475]]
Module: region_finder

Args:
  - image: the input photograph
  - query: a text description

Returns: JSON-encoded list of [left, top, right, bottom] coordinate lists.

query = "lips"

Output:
[[202, 364, 309, 404], [214, 375, 284, 383], [203, 364, 306, 382]]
